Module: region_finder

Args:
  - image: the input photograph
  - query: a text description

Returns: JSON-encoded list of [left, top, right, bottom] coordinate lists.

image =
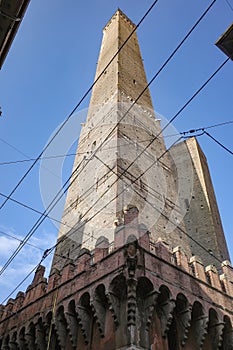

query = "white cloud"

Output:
[[0, 227, 57, 303], [0, 236, 19, 258]]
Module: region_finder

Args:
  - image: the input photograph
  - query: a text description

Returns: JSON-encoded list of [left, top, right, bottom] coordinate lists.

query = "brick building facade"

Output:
[[0, 9, 232, 350]]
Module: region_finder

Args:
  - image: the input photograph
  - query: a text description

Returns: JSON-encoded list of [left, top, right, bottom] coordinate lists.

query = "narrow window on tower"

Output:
[[75, 196, 79, 209], [92, 141, 96, 151], [185, 198, 189, 211], [140, 179, 143, 190]]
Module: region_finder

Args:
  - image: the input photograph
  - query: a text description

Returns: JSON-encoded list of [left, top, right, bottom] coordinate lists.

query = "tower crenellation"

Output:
[[0, 8, 232, 350]]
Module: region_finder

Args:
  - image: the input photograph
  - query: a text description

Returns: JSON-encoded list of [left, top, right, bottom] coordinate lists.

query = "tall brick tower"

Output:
[[51, 9, 229, 271], [52, 8, 188, 269], [0, 9, 232, 350]]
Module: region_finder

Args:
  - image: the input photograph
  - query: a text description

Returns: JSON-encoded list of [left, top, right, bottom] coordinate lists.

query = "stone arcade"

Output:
[[0, 9, 232, 350]]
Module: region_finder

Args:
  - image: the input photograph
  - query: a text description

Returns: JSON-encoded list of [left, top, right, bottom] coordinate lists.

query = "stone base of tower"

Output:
[[0, 208, 233, 349]]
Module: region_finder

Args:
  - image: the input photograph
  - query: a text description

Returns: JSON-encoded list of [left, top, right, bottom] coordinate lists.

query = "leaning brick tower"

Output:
[[51, 8, 230, 271], [0, 9, 232, 350], [51, 8, 184, 270]]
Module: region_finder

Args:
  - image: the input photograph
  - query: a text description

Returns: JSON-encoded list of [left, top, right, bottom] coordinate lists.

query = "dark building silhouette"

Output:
[[0, 0, 30, 69]]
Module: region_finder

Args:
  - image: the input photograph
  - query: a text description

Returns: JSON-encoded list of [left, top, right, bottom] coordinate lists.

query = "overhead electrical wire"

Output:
[[0, 0, 159, 211], [45, 137, 184, 254], [0, 229, 68, 262], [33, 0, 222, 231], [0, 0, 219, 225], [0, 0, 228, 300], [0, 152, 78, 166], [76, 58, 230, 235], [0, 222, 105, 305], [0, 119, 232, 220], [0, 138, 29, 159], [0, 191, 65, 220], [1, 259, 46, 305], [1, 129, 225, 305], [0, 138, 180, 305], [0, 99, 111, 167], [1, 120, 233, 166], [0, 56, 228, 280], [1, 123, 230, 304], [0, 135, 125, 276], [225, 0, 233, 11], [0, 189, 101, 250], [94, 143, 225, 265], [2, 117, 232, 224], [204, 131, 233, 155], [0, 133, 181, 166], [84, 2, 229, 217], [0, 0, 218, 211], [0, 172, 114, 223], [46, 131, 225, 277], [0, 156, 97, 277], [29, 53, 231, 270], [180, 120, 233, 134], [0, 0, 225, 280], [0, 229, 44, 252]]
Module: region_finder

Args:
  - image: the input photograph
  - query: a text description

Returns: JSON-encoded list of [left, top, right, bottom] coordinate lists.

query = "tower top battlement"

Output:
[[103, 8, 136, 32], [0, 9, 232, 349], [87, 7, 154, 120]]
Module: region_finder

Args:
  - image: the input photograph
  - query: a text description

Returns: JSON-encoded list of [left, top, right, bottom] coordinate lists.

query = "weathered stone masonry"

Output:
[[0, 8, 232, 350], [0, 208, 233, 349]]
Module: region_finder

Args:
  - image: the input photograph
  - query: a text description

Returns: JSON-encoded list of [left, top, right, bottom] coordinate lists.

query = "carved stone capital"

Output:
[[125, 240, 138, 278], [91, 296, 106, 337], [17, 331, 28, 350], [76, 305, 91, 344], [35, 319, 46, 350], [176, 304, 192, 346], [209, 321, 225, 350], [144, 290, 159, 331], [106, 291, 120, 327], [193, 315, 209, 349], [64, 311, 78, 348], [8, 334, 18, 350], [222, 327, 233, 350], [54, 312, 68, 350], [158, 298, 176, 338], [127, 278, 137, 327], [8, 341, 18, 350]]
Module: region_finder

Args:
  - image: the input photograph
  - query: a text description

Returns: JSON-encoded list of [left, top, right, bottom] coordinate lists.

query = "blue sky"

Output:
[[0, 0, 232, 302]]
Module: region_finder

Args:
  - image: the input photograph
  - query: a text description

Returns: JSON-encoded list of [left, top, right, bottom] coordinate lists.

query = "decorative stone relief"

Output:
[[126, 242, 138, 278], [8, 333, 18, 350], [176, 304, 192, 346], [125, 238, 138, 329], [222, 327, 233, 350], [42, 317, 50, 347], [17, 329, 28, 350], [209, 320, 225, 350], [91, 296, 106, 337], [127, 277, 137, 327], [158, 298, 176, 338], [76, 305, 91, 344], [1, 336, 10, 350], [54, 311, 68, 350], [144, 291, 159, 331], [193, 315, 209, 349], [64, 311, 78, 348], [8, 340, 18, 350], [106, 291, 120, 327], [25, 327, 36, 350], [35, 319, 46, 350]]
